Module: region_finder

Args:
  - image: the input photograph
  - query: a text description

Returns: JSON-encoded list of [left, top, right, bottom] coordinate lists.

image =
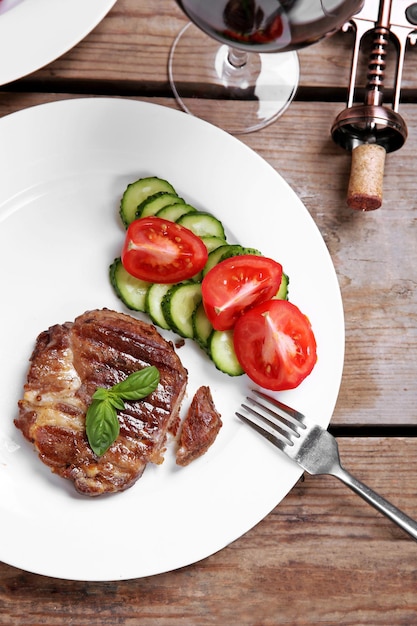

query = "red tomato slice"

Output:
[[233, 300, 317, 391], [201, 255, 283, 331], [121, 217, 208, 283]]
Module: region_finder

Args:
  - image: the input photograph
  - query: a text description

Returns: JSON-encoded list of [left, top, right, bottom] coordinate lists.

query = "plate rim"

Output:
[[0, 0, 117, 86], [0, 97, 345, 580]]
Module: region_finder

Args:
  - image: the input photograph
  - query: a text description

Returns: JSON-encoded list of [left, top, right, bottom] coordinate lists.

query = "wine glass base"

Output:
[[168, 22, 299, 135]]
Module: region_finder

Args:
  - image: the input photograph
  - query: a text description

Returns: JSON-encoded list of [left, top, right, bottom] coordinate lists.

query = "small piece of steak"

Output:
[[15, 309, 188, 495], [176, 386, 222, 466]]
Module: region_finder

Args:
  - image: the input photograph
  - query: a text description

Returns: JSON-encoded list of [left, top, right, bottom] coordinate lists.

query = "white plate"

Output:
[[0, 98, 344, 581], [0, 0, 117, 86]]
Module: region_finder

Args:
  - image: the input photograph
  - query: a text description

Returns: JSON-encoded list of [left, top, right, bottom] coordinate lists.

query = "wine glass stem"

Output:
[[227, 47, 248, 69]]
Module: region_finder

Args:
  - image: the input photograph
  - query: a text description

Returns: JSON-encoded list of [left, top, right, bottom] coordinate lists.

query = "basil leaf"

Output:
[[92, 388, 125, 411], [85, 366, 159, 456], [107, 394, 126, 411], [86, 398, 120, 457], [91, 388, 109, 401], [111, 366, 160, 401]]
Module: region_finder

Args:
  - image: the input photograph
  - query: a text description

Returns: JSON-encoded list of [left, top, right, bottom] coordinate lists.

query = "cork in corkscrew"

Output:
[[331, 0, 415, 211]]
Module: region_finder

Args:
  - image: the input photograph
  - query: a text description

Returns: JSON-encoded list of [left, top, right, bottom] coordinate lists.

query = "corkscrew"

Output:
[[331, 0, 417, 210]]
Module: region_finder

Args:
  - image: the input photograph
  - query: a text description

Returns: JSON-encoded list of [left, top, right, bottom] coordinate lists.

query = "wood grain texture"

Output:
[[0, 438, 416, 625], [2, 1, 417, 623], [9, 0, 417, 95]]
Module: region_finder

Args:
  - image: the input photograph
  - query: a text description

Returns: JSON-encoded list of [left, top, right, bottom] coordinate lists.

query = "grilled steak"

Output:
[[15, 309, 188, 495], [176, 386, 222, 466]]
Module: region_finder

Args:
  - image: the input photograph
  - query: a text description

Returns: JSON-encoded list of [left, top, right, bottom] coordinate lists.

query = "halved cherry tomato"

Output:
[[233, 300, 317, 391], [201, 255, 283, 331], [121, 217, 208, 284]]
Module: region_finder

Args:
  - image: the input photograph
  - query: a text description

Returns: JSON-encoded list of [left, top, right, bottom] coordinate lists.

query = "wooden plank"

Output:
[[2, 2, 417, 623], [12, 0, 417, 95], [0, 437, 416, 625]]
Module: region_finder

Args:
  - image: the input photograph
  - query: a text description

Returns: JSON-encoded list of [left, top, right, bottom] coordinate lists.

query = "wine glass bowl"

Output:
[[169, 0, 364, 134], [169, 21, 299, 134]]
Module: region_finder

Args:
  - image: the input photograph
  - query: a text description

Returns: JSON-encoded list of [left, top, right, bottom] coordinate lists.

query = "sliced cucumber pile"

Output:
[[112, 176, 289, 377], [120, 177, 178, 227], [109, 258, 151, 312], [138, 192, 184, 219], [176, 212, 225, 239], [162, 282, 202, 339], [145, 283, 172, 330]]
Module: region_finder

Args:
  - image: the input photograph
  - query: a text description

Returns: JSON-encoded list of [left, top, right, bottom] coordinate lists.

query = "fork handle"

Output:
[[334, 466, 417, 541]]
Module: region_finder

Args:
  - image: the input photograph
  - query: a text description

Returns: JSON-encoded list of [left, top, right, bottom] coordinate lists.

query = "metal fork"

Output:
[[236, 390, 417, 541]]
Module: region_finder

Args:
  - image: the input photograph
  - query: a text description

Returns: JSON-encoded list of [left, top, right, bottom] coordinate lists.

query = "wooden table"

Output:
[[1, 1, 417, 623]]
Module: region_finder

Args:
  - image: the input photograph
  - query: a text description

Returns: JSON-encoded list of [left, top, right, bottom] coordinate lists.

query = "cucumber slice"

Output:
[[208, 330, 244, 376], [145, 283, 172, 330], [137, 192, 183, 219], [202, 245, 234, 277], [109, 258, 151, 312], [202, 244, 262, 277], [120, 177, 177, 226], [274, 272, 289, 300], [200, 236, 228, 253], [162, 282, 202, 338], [190, 270, 203, 283], [219, 245, 262, 262], [177, 212, 225, 239], [192, 302, 213, 349], [155, 202, 196, 222]]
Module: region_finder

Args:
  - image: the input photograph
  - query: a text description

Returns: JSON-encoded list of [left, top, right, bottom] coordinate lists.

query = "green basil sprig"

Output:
[[85, 366, 159, 457]]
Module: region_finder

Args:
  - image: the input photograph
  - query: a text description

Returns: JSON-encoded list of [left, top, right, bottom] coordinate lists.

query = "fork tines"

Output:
[[236, 390, 307, 451]]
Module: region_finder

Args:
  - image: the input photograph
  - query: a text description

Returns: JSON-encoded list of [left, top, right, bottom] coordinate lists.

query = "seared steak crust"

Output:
[[15, 309, 188, 495], [176, 386, 222, 466]]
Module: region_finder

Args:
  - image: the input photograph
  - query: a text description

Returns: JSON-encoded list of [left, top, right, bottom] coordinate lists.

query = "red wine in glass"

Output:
[[169, 0, 363, 133]]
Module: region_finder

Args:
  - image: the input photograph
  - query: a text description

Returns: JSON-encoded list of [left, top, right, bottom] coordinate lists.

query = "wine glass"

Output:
[[169, 0, 364, 134]]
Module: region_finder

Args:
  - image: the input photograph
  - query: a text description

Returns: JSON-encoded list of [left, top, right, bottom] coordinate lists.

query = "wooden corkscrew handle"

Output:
[[347, 143, 386, 211]]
